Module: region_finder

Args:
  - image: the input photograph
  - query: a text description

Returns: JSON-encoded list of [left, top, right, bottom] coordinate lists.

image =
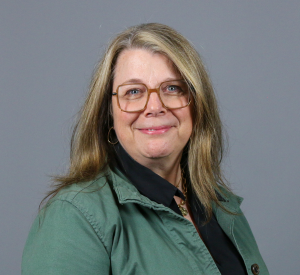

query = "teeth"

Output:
[[148, 129, 155, 131]]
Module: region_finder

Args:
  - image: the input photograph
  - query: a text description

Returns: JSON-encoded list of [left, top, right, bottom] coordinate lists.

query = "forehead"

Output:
[[113, 49, 180, 86]]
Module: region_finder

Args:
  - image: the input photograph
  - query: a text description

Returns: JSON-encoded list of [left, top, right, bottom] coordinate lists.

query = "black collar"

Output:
[[112, 143, 185, 208]]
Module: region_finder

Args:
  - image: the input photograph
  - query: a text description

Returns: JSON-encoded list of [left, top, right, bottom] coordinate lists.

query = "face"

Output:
[[112, 49, 193, 165]]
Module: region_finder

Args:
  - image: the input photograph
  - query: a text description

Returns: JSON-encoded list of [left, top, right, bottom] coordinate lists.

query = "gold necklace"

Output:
[[175, 172, 188, 216]]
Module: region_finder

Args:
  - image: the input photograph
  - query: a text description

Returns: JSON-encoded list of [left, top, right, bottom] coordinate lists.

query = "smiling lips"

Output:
[[138, 126, 172, 135]]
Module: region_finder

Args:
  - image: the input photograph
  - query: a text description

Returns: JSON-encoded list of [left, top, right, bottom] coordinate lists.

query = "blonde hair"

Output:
[[44, 23, 231, 219]]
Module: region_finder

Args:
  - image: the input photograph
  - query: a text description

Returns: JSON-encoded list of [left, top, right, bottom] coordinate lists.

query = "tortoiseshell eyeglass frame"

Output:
[[112, 79, 191, 113]]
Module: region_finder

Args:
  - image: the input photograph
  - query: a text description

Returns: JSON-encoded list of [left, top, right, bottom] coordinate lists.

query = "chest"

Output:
[[109, 203, 222, 275]]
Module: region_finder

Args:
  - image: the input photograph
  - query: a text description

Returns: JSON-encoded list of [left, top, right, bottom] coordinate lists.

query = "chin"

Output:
[[140, 141, 174, 159]]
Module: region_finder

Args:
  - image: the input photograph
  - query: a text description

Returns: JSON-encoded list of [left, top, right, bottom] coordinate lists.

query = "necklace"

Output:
[[175, 172, 188, 216]]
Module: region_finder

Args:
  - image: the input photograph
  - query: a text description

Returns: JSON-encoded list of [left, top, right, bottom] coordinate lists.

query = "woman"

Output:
[[22, 23, 269, 274]]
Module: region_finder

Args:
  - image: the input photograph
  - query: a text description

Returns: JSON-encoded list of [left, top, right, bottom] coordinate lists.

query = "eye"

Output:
[[126, 88, 141, 95], [163, 84, 184, 95], [119, 84, 146, 99], [167, 85, 180, 92], [123, 86, 146, 99]]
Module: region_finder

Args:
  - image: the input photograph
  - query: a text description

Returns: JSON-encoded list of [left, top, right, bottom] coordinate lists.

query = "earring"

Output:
[[107, 127, 118, 145]]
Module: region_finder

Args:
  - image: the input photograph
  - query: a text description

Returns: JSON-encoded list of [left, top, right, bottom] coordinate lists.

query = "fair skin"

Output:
[[112, 49, 196, 224], [112, 48, 192, 183]]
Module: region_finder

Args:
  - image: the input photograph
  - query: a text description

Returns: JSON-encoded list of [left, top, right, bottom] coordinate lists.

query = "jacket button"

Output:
[[251, 264, 260, 275]]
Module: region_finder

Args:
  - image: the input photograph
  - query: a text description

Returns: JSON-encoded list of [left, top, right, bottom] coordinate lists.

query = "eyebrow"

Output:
[[122, 77, 181, 86], [123, 78, 144, 84]]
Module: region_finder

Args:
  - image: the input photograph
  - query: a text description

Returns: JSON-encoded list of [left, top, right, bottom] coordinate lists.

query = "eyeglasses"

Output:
[[112, 79, 191, 113]]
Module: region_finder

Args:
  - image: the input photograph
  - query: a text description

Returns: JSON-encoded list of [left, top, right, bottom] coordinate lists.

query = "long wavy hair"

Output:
[[43, 23, 231, 219]]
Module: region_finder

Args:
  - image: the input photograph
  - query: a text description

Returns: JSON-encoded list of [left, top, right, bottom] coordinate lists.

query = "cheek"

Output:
[[174, 108, 193, 136], [113, 109, 139, 143], [185, 107, 193, 131]]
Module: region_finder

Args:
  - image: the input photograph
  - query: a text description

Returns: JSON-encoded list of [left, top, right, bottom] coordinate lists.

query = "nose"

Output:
[[144, 89, 166, 116]]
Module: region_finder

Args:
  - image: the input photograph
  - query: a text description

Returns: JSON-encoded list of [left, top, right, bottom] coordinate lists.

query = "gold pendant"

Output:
[[179, 205, 188, 216]]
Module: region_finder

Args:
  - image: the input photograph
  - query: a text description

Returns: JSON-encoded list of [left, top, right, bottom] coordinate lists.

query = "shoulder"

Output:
[[49, 170, 122, 212], [39, 170, 124, 251], [22, 173, 115, 274], [50, 172, 111, 203]]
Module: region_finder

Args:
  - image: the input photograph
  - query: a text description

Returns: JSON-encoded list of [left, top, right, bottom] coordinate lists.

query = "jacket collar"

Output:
[[111, 143, 185, 207], [110, 168, 169, 210], [110, 143, 231, 206], [109, 167, 243, 214]]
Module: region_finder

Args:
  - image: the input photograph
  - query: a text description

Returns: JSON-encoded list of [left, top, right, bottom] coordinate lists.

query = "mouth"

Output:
[[138, 126, 173, 135]]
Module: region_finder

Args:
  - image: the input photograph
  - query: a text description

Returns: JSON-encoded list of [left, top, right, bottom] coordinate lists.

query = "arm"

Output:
[[22, 199, 110, 275]]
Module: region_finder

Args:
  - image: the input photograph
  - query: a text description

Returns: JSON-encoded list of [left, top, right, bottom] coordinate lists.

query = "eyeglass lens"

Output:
[[117, 80, 190, 112]]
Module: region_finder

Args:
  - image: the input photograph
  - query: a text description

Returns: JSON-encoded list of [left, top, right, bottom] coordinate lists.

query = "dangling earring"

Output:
[[108, 127, 118, 145]]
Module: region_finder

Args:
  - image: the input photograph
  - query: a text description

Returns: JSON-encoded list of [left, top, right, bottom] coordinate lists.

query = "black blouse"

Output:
[[111, 143, 247, 275]]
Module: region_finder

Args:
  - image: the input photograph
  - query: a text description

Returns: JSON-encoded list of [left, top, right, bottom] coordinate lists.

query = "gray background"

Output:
[[1, 1, 299, 274]]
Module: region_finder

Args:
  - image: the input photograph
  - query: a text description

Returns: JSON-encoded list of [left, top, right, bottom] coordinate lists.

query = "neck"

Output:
[[115, 143, 184, 188], [134, 153, 183, 187]]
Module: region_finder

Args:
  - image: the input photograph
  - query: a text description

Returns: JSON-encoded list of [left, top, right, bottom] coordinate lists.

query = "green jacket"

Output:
[[22, 168, 269, 274]]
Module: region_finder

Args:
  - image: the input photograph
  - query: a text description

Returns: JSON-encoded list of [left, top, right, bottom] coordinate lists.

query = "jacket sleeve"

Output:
[[22, 199, 110, 275]]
